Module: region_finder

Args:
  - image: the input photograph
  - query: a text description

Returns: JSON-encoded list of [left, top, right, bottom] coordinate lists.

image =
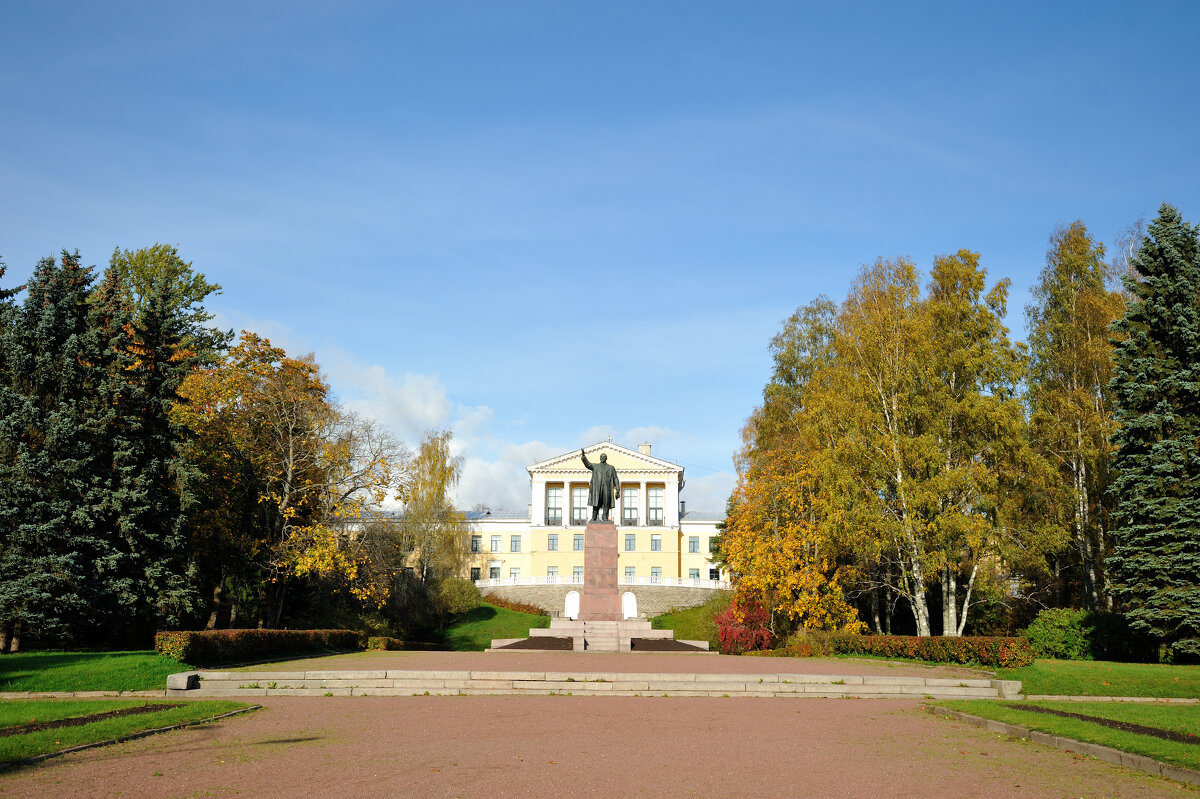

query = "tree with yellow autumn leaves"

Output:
[[721, 447, 862, 634], [731, 251, 1064, 637], [176, 332, 408, 628]]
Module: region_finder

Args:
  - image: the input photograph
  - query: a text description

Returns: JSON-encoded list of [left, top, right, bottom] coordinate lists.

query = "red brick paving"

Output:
[[0, 696, 1184, 798]]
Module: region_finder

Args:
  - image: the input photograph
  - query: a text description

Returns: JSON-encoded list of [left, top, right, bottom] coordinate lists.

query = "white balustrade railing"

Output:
[[473, 575, 730, 590]]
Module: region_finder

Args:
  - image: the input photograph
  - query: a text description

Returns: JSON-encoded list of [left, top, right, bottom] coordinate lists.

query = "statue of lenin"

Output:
[[580, 449, 620, 522]]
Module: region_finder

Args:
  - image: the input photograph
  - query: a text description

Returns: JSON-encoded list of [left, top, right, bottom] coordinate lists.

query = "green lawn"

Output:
[[0, 699, 249, 766], [442, 603, 549, 651], [939, 699, 1200, 771], [651, 592, 728, 650], [0, 651, 190, 693], [998, 659, 1200, 698]]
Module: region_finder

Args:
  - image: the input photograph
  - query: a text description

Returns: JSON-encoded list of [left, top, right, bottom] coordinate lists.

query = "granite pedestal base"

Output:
[[579, 521, 621, 621]]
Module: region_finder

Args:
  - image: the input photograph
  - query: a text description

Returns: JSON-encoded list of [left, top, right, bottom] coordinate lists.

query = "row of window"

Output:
[[470, 566, 722, 580], [471, 534, 714, 554], [545, 485, 666, 526], [471, 533, 583, 553]]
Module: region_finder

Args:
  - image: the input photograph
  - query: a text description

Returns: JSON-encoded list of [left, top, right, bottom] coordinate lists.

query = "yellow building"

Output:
[[465, 441, 728, 590]]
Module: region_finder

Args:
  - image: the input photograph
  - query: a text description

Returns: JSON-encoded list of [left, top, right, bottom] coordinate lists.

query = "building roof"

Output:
[[526, 441, 683, 476], [464, 509, 531, 521], [681, 509, 725, 522]]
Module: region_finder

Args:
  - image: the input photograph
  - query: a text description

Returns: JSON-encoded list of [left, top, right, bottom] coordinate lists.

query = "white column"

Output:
[[566, 477, 575, 526], [639, 480, 647, 526], [666, 476, 681, 527], [531, 477, 545, 527]]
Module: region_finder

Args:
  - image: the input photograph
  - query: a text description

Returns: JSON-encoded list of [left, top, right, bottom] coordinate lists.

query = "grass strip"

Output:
[[0, 703, 182, 737], [0, 651, 189, 693], [938, 699, 1200, 771], [996, 659, 1200, 698], [0, 699, 252, 767], [442, 603, 550, 651], [1006, 703, 1199, 744]]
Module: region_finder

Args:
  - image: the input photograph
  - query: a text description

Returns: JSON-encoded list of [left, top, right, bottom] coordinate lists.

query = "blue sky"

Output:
[[3, 1, 1198, 513]]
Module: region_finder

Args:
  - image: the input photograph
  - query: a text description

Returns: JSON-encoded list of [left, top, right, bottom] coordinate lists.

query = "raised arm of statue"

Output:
[[581, 449, 594, 471]]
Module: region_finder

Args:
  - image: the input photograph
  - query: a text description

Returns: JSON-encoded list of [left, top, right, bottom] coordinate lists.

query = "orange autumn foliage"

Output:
[[722, 448, 863, 633]]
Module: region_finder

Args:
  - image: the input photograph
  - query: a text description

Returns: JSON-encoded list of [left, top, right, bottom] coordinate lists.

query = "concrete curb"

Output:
[[148, 669, 1021, 699], [925, 706, 1200, 787], [1022, 695, 1200, 704], [0, 690, 170, 699], [0, 705, 263, 771]]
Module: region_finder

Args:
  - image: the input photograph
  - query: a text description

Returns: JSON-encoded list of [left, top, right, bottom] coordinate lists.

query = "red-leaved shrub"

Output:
[[482, 593, 549, 616], [715, 596, 772, 654], [775, 632, 1034, 668]]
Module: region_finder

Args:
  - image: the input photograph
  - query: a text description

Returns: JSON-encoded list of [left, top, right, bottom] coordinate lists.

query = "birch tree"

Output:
[[395, 429, 471, 581], [808, 255, 1053, 635], [1026, 222, 1125, 609]]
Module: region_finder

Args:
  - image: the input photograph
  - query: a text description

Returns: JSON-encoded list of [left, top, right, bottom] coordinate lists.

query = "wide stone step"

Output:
[[167, 669, 1019, 700]]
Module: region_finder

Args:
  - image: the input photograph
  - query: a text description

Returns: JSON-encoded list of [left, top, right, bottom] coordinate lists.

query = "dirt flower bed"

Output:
[[1007, 703, 1200, 745], [0, 704, 182, 737]]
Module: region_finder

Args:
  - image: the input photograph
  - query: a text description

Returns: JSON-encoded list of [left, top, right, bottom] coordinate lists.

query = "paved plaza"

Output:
[[0, 654, 1190, 798]]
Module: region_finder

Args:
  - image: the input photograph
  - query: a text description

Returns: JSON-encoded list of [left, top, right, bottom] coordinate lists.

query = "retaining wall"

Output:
[[481, 585, 723, 618]]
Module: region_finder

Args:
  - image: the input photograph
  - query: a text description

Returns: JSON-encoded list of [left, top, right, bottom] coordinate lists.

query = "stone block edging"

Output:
[[926, 706, 1200, 787], [154, 670, 1019, 699]]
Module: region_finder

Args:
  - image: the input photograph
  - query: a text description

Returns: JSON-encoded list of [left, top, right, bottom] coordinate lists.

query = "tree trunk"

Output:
[[955, 562, 979, 637], [204, 580, 224, 630], [904, 534, 931, 636], [884, 581, 892, 634], [1073, 446, 1099, 611], [870, 581, 883, 635], [909, 592, 931, 637], [228, 584, 240, 628], [266, 584, 286, 629], [0, 621, 10, 654], [9, 622, 20, 653], [941, 566, 958, 637]]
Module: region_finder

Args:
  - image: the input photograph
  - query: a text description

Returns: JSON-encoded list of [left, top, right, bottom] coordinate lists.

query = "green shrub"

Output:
[[1023, 608, 1092, 659], [779, 631, 835, 657], [1022, 608, 1157, 661], [775, 632, 1034, 667], [433, 578, 482, 617], [365, 637, 444, 651], [154, 629, 361, 666]]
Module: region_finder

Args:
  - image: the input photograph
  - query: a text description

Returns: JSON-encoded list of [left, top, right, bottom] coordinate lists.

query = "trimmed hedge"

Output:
[[775, 633, 1034, 668], [365, 637, 445, 651], [155, 629, 362, 666]]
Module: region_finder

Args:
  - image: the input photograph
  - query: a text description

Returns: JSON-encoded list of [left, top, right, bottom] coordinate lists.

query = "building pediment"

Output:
[[527, 441, 683, 478]]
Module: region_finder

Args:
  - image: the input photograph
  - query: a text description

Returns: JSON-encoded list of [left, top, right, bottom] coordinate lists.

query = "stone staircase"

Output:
[[491, 619, 705, 653], [165, 668, 1021, 700]]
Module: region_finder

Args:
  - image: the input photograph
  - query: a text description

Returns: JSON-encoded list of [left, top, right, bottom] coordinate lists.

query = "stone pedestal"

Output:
[[579, 521, 621, 621]]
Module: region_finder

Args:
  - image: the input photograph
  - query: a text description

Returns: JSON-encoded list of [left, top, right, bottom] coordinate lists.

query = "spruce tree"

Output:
[[91, 269, 198, 636], [0, 257, 24, 650], [0, 252, 109, 649], [1108, 204, 1200, 659]]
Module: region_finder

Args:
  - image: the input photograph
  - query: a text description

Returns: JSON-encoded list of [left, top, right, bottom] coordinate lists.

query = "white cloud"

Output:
[[320, 350, 453, 445], [455, 439, 558, 512], [576, 425, 616, 445], [681, 471, 736, 517], [576, 424, 678, 450], [205, 312, 733, 517]]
